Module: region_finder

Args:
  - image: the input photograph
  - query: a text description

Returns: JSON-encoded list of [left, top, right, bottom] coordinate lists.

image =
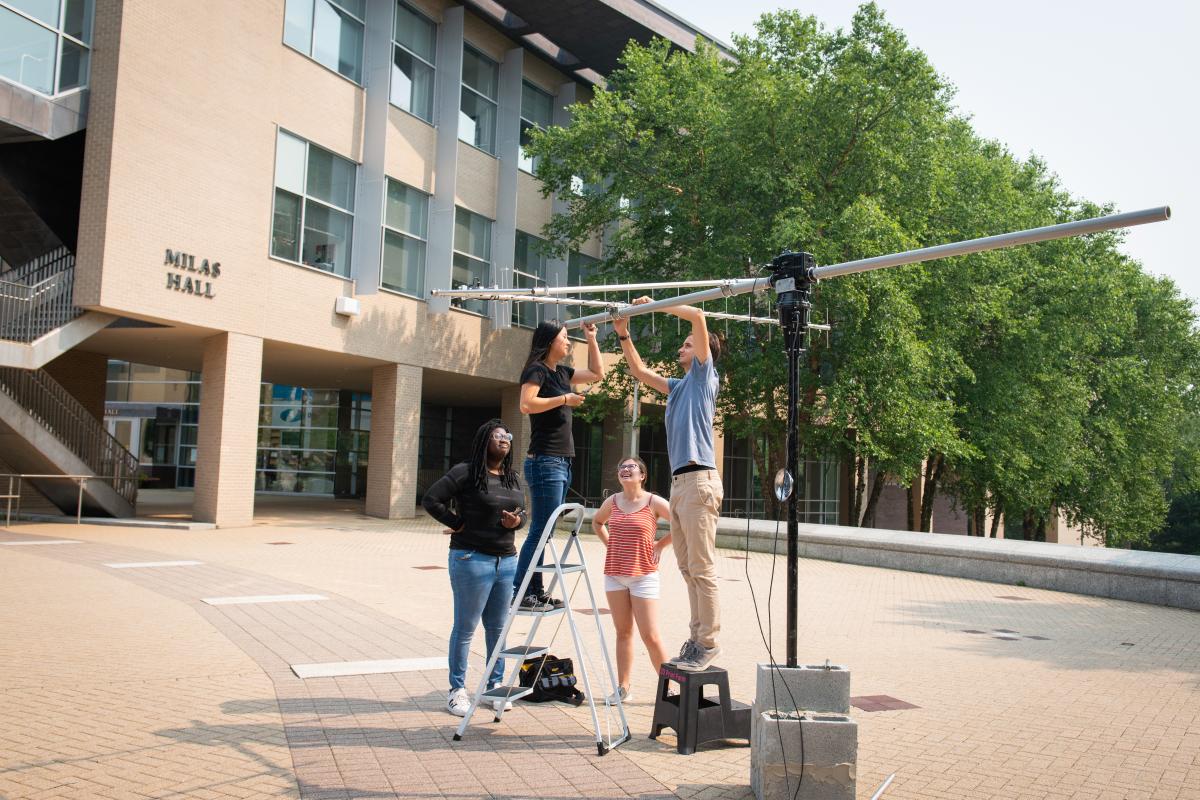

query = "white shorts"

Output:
[[604, 572, 661, 599]]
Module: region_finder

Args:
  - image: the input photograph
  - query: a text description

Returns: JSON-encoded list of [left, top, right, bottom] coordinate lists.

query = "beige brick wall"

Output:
[[193, 333, 263, 526], [365, 363, 423, 518]]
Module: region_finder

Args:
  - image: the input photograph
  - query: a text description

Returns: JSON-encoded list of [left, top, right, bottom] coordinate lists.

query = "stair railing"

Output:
[[0, 248, 84, 343], [0, 367, 138, 508]]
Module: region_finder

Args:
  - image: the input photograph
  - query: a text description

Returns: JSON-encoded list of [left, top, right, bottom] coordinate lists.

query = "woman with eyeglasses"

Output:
[[592, 456, 671, 704], [422, 419, 527, 717], [513, 319, 603, 611]]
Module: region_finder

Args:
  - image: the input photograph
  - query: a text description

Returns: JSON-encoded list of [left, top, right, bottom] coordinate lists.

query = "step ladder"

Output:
[[452, 502, 631, 755]]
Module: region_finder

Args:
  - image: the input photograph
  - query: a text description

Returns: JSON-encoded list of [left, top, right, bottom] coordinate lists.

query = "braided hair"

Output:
[[469, 418, 519, 493]]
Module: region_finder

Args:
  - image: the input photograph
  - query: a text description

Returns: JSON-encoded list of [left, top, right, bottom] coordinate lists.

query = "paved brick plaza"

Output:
[[1, 498, 1197, 799]]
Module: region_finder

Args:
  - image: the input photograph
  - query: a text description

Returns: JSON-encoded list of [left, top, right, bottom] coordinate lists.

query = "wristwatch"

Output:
[[618, 335, 630, 341]]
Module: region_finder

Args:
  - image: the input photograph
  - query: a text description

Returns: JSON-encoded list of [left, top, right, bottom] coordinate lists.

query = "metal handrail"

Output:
[[0, 249, 84, 343], [1, 473, 132, 526], [0, 368, 138, 508]]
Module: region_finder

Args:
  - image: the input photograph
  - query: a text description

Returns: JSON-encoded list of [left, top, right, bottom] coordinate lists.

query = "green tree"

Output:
[[527, 4, 1199, 543]]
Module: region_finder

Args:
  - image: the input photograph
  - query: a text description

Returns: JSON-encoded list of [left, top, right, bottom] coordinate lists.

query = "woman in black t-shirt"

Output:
[[513, 320, 603, 609], [422, 419, 527, 717]]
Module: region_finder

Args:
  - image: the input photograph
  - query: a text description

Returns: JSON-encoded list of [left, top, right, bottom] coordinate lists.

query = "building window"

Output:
[[0, 0, 93, 95], [381, 178, 428, 297], [512, 230, 546, 328], [452, 207, 491, 314], [390, 0, 435, 121], [282, 0, 364, 84], [459, 46, 497, 154], [566, 251, 599, 332], [518, 82, 552, 173], [271, 129, 357, 278]]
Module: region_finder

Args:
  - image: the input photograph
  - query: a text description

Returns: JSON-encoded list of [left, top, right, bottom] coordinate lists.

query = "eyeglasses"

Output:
[[618, 465, 640, 473], [491, 431, 513, 442]]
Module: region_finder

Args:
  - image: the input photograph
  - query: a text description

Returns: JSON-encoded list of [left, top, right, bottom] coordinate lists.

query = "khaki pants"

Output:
[[669, 469, 723, 649]]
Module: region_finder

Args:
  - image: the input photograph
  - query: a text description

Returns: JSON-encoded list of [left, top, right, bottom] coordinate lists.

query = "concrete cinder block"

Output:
[[754, 663, 850, 716], [753, 712, 856, 800]]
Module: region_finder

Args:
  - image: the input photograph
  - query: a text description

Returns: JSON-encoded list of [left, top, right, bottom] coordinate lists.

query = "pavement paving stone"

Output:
[[3, 508, 1200, 799]]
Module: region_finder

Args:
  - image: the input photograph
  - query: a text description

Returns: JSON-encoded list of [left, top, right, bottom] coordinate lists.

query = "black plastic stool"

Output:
[[649, 663, 750, 755]]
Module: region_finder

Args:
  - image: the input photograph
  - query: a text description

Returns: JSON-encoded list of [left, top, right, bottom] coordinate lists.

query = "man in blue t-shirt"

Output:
[[613, 297, 724, 671]]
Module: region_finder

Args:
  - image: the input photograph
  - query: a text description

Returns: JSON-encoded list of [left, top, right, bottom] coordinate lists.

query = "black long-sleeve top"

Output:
[[421, 463, 527, 556]]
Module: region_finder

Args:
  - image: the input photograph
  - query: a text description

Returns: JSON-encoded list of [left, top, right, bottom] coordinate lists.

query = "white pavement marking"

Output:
[[290, 656, 449, 679], [105, 560, 205, 569], [201, 593, 327, 606], [0, 540, 81, 546]]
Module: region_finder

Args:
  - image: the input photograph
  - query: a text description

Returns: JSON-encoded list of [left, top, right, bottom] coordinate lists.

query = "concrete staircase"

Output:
[[0, 366, 137, 518]]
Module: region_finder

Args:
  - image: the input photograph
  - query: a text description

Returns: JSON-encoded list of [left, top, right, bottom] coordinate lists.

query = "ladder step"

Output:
[[515, 605, 567, 617], [533, 563, 585, 573], [482, 686, 533, 702], [499, 644, 549, 659]]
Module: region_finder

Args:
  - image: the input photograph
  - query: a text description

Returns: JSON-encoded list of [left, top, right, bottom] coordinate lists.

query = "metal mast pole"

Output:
[[770, 251, 814, 668]]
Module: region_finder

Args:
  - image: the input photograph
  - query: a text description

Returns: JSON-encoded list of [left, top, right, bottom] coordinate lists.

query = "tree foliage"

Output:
[[526, 3, 1199, 547]]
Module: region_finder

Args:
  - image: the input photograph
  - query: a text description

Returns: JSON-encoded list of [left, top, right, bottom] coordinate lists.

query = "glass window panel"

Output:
[[512, 268, 542, 328], [274, 131, 306, 194], [301, 200, 353, 276], [568, 251, 598, 285], [334, 0, 364, 18], [521, 82, 552, 127], [0, 8, 56, 94], [459, 90, 495, 154], [312, 0, 363, 83], [271, 188, 302, 261], [514, 231, 545, 278], [306, 144, 356, 211], [382, 229, 425, 297], [518, 120, 537, 173], [283, 0, 314, 52], [6, 0, 59, 27], [394, 1, 435, 63], [461, 47, 496, 99], [62, 0, 91, 42], [390, 46, 434, 121], [58, 38, 88, 91], [384, 179, 427, 236], [452, 253, 489, 314], [453, 208, 490, 260]]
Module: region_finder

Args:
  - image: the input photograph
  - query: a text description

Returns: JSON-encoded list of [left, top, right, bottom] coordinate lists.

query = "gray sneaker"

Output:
[[675, 643, 721, 672], [605, 686, 631, 706], [667, 639, 697, 666]]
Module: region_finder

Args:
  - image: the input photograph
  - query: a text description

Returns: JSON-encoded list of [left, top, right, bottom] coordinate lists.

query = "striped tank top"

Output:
[[603, 496, 658, 577]]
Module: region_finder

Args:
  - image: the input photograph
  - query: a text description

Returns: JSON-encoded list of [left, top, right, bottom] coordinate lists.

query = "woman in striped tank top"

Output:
[[592, 456, 671, 704]]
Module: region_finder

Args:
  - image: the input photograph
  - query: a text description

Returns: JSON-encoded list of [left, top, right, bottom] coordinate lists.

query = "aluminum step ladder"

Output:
[[452, 502, 632, 755]]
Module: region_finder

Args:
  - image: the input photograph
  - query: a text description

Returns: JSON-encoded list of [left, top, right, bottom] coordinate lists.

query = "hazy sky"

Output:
[[656, 0, 1198, 304]]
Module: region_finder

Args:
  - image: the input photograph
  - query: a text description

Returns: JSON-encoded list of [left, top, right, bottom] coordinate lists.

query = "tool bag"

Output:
[[519, 654, 585, 706]]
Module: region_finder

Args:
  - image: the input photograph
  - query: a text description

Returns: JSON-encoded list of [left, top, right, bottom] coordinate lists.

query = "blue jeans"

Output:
[[448, 549, 517, 692], [514, 455, 572, 598]]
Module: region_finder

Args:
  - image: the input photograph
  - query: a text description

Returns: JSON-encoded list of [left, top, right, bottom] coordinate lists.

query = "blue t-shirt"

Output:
[[665, 355, 719, 473]]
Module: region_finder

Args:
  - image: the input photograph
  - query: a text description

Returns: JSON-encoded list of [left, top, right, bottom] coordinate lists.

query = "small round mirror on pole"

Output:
[[774, 468, 794, 502]]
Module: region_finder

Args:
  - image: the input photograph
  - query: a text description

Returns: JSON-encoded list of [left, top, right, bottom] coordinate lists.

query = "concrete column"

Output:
[[500, 384, 530, 464], [44, 350, 107, 422], [349, 0, 395, 296], [194, 333, 262, 527], [366, 363, 423, 518], [544, 82, 577, 291], [426, 6, 465, 314], [489, 46, 523, 330]]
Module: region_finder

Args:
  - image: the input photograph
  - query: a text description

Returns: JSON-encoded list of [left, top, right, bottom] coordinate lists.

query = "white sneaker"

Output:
[[605, 686, 631, 706], [492, 698, 514, 713], [446, 688, 471, 717]]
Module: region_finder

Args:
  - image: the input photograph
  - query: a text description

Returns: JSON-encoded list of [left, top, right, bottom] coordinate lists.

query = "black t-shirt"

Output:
[[520, 362, 575, 457], [421, 463, 526, 557]]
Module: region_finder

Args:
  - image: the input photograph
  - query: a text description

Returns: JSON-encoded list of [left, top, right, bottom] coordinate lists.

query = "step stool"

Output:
[[650, 663, 751, 755]]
